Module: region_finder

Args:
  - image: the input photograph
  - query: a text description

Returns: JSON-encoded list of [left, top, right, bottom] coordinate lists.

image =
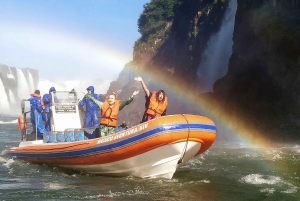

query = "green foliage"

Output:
[[135, 0, 181, 50], [134, 0, 229, 54]]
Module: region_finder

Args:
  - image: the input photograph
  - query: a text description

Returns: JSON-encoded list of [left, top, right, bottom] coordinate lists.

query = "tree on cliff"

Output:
[[135, 0, 181, 49]]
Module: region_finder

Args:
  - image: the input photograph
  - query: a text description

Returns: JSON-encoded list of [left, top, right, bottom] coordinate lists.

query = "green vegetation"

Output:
[[135, 0, 181, 50], [134, 0, 228, 53]]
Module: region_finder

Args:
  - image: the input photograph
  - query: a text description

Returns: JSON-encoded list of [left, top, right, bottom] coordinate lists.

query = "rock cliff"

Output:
[[108, 0, 300, 142], [214, 0, 300, 141]]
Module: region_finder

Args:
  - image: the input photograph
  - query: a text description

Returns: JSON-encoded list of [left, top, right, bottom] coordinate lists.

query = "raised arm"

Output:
[[119, 90, 140, 111], [79, 96, 86, 107], [84, 93, 103, 109], [134, 76, 150, 97]]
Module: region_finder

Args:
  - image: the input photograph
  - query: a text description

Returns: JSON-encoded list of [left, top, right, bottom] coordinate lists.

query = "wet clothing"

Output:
[[141, 91, 167, 123], [29, 93, 46, 139], [79, 86, 102, 138], [42, 87, 56, 132], [85, 94, 133, 137]]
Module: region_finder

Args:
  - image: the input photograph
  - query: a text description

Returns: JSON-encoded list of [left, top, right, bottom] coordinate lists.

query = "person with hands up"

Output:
[[134, 76, 168, 122], [84, 90, 139, 137]]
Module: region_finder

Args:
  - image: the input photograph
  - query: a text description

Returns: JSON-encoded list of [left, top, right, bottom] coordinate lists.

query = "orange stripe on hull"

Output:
[[8, 114, 217, 167]]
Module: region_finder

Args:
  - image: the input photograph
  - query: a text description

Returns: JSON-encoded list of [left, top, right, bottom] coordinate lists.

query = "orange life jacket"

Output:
[[31, 93, 45, 110], [100, 99, 121, 127], [17, 115, 25, 131], [146, 91, 168, 117]]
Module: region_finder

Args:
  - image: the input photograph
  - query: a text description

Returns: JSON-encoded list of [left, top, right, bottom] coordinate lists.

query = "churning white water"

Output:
[[197, 0, 237, 92]]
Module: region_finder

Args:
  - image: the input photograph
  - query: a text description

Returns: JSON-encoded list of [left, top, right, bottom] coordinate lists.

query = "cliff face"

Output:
[[110, 0, 300, 142], [109, 0, 230, 127], [214, 0, 300, 140], [134, 0, 230, 83]]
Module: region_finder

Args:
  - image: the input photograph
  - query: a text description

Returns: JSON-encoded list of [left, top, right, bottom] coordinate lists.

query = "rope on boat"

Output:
[[177, 114, 190, 164]]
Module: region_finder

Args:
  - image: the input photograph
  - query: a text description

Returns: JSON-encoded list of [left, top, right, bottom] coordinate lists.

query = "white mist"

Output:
[[197, 0, 237, 92]]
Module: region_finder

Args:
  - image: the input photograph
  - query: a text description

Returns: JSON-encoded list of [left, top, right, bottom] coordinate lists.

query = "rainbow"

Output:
[[126, 65, 274, 148]]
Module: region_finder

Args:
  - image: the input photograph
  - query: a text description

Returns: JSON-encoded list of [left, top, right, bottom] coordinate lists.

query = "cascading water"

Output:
[[16, 68, 31, 99], [0, 64, 111, 115], [7, 89, 17, 105], [0, 79, 10, 114], [27, 69, 35, 93], [0, 64, 39, 115], [197, 0, 237, 92]]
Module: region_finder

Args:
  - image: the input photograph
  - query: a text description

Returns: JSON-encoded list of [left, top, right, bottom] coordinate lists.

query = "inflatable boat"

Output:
[[6, 91, 217, 179]]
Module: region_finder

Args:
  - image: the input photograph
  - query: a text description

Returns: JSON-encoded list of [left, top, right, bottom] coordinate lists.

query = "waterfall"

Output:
[[26, 69, 35, 93], [8, 89, 17, 105], [0, 64, 38, 115], [0, 67, 114, 116], [197, 0, 237, 92], [17, 68, 31, 99], [0, 79, 10, 114]]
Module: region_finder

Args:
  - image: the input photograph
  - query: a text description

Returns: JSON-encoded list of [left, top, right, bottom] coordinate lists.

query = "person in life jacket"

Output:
[[79, 86, 103, 139], [29, 90, 47, 140], [42, 87, 56, 132], [134, 76, 168, 122], [84, 90, 139, 137]]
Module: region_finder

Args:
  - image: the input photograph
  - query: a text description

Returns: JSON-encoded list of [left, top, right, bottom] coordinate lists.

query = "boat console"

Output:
[[50, 91, 82, 131], [19, 90, 90, 143]]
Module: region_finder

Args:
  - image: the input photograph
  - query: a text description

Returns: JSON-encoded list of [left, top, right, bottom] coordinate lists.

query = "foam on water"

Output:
[[43, 182, 69, 190], [72, 188, 150, 200], [0, 119, 18, 124], [292, 144, 300, 153], [260, 188, 276, 195], [240, 174, 282, 185], [0, 157, 14, 168], [266, 149, 283, 160], [0, 156, 8, 163], [240, 173, 298, 194]]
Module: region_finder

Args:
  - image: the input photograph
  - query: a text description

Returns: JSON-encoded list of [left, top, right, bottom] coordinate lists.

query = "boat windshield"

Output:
[[52, 91, 77, 104]]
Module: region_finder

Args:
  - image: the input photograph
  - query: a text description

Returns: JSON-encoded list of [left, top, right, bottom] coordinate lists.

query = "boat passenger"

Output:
[[85, 90, 139, 137], [134, 76, 168, 122], [42, 87, 56, 132], [79, 86, 103, 138], [29, 90, 47, 139]]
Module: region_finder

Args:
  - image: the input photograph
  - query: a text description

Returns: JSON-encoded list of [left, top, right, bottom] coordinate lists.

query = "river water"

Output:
[[0, 116, 299, 201]]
